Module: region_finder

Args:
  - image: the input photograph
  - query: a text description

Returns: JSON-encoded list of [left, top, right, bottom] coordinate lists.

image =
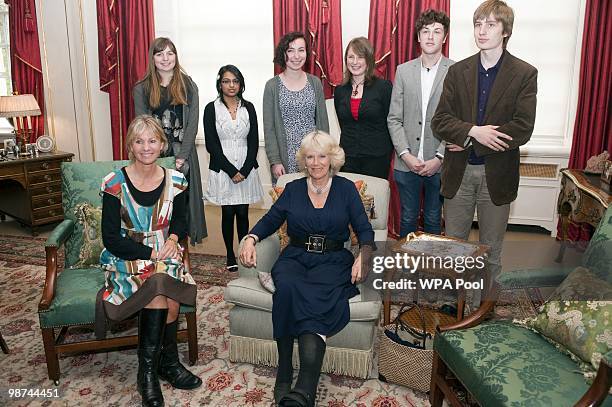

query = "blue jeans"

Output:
[[394, 170, 442, 237]]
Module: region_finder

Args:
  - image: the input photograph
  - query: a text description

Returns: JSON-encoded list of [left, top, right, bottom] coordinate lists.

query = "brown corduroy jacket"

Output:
[[431, 51, 538, 205]]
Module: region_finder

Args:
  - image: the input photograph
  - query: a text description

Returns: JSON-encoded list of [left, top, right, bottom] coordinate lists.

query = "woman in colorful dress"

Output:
[[204, 65, 263, 271], [263, 31, 329, 181], [240, 131, 374, 406], [133, 37, 207, 245], [334, 37, 393, 179], [100, 116, 201, 407]]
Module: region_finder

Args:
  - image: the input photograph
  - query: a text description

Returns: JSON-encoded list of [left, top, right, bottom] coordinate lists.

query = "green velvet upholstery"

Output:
[[60, 157, 175, 268], [435, 321, 612, 407], [582, 206, 612, 283], [496, 266, 575, 289], [38, 157, 187, 331]]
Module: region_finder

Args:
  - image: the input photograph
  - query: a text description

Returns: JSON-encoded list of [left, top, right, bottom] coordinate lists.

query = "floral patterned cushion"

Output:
[[435, 321, 607, 406], [258, 271, 275, 293], [73, 203, 104, 268], [268, 180, 374, 250], [518, 266, 612, 374]]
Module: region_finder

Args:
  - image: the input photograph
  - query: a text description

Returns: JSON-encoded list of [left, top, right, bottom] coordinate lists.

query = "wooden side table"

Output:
[[556, 169, 611, 261], [382, 233, 489, 328], [0, 151, 74, 235]]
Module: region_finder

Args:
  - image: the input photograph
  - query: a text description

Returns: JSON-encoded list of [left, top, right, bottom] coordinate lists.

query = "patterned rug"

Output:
[[0, 234, 236, 287], [0, 260, 429, 407], [0, 235, 543, 406]]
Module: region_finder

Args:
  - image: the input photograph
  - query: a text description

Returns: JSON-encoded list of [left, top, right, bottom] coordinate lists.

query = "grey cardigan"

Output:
[[132, 75, 207, 243], [262, 73, 329, 169]]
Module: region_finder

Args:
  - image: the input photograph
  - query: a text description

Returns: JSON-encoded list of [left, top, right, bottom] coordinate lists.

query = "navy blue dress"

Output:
[[250, 176, 375, 338]]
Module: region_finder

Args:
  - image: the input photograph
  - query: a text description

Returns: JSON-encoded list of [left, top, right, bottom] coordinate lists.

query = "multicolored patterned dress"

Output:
[[99, 168, 196, 322]]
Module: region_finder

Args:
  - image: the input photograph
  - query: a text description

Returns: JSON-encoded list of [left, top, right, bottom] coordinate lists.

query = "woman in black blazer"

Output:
[[204, 65, 263, 270], [334, 37, 393, 179]]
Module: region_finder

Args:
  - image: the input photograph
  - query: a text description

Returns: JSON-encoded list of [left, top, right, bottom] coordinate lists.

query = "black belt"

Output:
[[290, 235, 345, 253]]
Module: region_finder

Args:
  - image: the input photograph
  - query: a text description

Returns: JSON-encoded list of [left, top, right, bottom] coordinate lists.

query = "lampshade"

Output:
[[0, 94, 41, 118]]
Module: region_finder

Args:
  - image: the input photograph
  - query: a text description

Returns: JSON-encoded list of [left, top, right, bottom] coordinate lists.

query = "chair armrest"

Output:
[[236, 234, 281, 278], [45, 219, 74, 248], [575, 350, 612, 407], [496, 266, 575, 290], [39, 220, 75, 311], [437, 284, 499, 333], [180, 238, 191, 273]]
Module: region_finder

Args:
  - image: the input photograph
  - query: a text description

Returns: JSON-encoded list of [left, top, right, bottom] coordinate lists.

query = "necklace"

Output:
[[227, 98, 239, 118], [351, 79, 365, 97], [307, 177, 332, 195]]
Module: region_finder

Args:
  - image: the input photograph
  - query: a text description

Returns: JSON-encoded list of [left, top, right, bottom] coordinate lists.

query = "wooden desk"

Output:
[[556, 169, 612, 261], [0, 151, 74, 235]]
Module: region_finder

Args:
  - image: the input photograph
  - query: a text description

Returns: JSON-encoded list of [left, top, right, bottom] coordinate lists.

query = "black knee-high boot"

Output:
[[158, 319, 202, 389], [137, 309, 168, 407], [280, 334, 326, 407], [275, 336, 295, 404]]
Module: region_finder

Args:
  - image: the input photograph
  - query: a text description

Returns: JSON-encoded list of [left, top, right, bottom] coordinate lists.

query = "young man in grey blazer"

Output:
[[431, 0, 538, 284], [388, 9, 453, 237]]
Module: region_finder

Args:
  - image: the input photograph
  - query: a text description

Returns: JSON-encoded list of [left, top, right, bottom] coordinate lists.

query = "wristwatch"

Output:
[[435, 152, 444, 160]]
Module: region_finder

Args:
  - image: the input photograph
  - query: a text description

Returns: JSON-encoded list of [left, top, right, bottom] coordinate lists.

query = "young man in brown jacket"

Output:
[[431, 0, 537, 288]]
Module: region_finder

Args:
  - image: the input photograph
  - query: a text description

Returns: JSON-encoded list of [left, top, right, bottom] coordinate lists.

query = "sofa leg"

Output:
[[41, 328, 60, 383], [185, 312, 198, 366], [430, 351, 446, 407]]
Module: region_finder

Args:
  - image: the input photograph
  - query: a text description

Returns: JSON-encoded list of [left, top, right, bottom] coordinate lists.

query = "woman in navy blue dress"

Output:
[[239, 130, 374, 406]]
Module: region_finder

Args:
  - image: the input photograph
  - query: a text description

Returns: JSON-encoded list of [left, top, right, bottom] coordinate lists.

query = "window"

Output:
[[0, 2, 11, 96]]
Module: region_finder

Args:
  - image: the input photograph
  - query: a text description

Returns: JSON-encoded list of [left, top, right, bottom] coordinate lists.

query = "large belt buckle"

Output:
[[306, 235, 326, 253]]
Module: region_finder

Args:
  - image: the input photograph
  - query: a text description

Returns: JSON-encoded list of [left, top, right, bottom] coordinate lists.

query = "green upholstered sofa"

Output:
[[224, 172, 389, 379], [38, 158, 197, 384], [430, 206, 612, 406]]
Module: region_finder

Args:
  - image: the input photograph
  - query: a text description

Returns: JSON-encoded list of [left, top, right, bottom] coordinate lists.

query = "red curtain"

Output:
[[568, 0, 611, 169], [558, 0, 610, 244], [368, 0, 450, 239], [272, 0, 343, 98], [6, 0, 45, 140], [97, 0, 154, 160]]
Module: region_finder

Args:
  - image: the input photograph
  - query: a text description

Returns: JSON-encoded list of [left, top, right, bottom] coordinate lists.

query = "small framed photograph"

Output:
[[601, 160, 612, 185], [3, 138, 15, 150], [25, 143, 36, 155]]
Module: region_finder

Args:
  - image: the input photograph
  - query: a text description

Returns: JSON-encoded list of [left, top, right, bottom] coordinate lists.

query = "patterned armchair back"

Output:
[[60, 157, 175, 268], [582, 206, 612, 284]]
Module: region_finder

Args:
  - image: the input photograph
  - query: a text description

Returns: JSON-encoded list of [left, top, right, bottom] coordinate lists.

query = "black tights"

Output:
[[221, 204, 249, 265]]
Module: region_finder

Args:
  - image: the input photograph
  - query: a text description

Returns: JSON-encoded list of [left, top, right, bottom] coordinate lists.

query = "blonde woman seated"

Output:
[[99, 116, 201, 407], [240, 130, 374, 407]]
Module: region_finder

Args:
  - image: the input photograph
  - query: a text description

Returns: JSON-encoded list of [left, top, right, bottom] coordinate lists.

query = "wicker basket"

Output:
[[378, 304, 438, 392]]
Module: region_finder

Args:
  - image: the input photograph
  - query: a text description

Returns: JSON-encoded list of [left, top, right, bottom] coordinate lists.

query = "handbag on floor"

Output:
[[378, 303, 434, 392]]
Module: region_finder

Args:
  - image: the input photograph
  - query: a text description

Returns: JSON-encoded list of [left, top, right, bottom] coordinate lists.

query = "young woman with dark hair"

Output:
[[204, 65, 263, 270], [263, 31, 329, 182]]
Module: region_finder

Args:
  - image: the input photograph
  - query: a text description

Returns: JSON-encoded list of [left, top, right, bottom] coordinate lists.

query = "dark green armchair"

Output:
[[430, 206, 612, 406], [38, 158, 198, 384]]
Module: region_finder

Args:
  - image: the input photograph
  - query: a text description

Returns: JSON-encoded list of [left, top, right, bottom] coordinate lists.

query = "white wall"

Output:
[[449, 0, 585, 157]]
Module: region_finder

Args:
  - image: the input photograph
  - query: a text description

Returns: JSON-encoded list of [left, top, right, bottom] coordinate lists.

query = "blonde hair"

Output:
[[295, 130, 345, 177], [473, 0, 514, 47], [137, 37, 188, 109], [125, 115, 167, 161]]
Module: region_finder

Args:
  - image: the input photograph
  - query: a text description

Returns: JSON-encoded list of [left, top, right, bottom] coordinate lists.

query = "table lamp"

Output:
[[0, 94, 41, 157]]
